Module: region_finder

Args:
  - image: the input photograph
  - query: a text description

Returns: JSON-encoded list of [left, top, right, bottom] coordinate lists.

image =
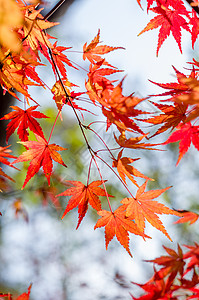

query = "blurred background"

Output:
[[0, 0, 199, 299]]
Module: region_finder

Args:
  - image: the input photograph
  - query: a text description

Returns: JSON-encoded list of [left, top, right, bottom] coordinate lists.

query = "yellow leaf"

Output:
[[0, 0, 23, 52]]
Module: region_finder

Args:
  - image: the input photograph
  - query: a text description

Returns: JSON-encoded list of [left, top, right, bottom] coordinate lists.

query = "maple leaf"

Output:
[[138, 4, 190, 55], [85, 59, 122, 105], [51, 79, 78, 111], [147, 244, 185, 284], [94, 205, 149, 256], [16, 284, 32, 300], [131, 244, 186, 300], [83, 29, 124, 66], [0, 145, 17, 182], [131, 278, 173, 300], [101, 78, 145, 133], [173, 75, 199, 122], [164, 122, 199, 165], [57, 180, 110, 228], [36, 183, 61, 210], [0, 145, 16, 167], [140, 101, 188, 137], [0, 105, 48, 142], [149, 66, 197, 98], [112, 150, 153, 186], [0, 53, 39, 99], [51, 41, 78, 77], [12, 134, 67, 189], [190, 11, 199, 48], [0, 0, 23, 53], [0, 167, 14, 183], [183, 243, 199, 274], [174, 210, 199, 225], [114, 132, 157, 150], [175, 76, 199, 105], [121, 181, 179, 240], [23, 8, 58, 53], [0, 284, 32, 300], [13, 199, 28, 222]]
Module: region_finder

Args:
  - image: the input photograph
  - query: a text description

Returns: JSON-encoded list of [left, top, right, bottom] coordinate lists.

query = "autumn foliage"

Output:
[[0, 0, 199, 298]]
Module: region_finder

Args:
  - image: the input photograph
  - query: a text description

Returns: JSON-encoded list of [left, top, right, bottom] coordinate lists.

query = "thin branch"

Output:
[[44, 0, 66, 20], [185, 0, 199, 14]]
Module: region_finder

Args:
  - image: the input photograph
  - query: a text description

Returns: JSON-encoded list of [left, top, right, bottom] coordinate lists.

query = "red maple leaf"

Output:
[[12, 134, 67, 189], [51, 41, 78, 78], [149, 66, 197, 98], [0, 284, 32, 300], [183, 243, 199, 274], [138, 4, 190, 55], [0, 105, 48, 143], [164, 122, 199, 165], [190, 11, 199, 48], [57, 180, 110, 228], [94, 205, 148, 256], [147, 244, 185, 285], [16, 284, 32, 300]]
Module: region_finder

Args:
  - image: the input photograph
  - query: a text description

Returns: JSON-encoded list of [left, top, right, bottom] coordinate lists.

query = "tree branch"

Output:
[[185, 0, 199, 15], [44, 0, 66, 20]]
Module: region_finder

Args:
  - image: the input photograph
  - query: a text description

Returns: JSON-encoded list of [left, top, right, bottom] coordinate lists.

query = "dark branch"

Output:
[[185, 0, 199, 15], [44, 0, 66, 20]]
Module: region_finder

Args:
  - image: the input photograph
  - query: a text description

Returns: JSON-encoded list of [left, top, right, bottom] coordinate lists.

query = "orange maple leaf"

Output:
[[23, 8, 58, 53], [140, 101, 188, 137], [12, 134, 67, 189], [0, 52, 40, 99], [0, 105, 48, 142], [101, 78, 145, 133], [57, 180, 110, 228], [112, 150, 153, 187], [0, 145, 16, 167], [174, 75, 199, 122], [121, 181, 179, 240], [85, 59, 122, 104], [0, 0, 23, 53], [114, 132, 157, 150], [94, 205, 148, 256], [0, 145, 17, 182], [83, 29, 124, 66], [174, 210, 199, 225], [51, 78, 81, 111]]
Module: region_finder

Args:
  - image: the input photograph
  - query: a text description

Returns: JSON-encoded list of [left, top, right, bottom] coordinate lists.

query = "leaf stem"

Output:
[[94, 153, 134, 198], [92, 155, 113, 213], [87, 127, 115, 159], [47, 106, 62, 143]]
